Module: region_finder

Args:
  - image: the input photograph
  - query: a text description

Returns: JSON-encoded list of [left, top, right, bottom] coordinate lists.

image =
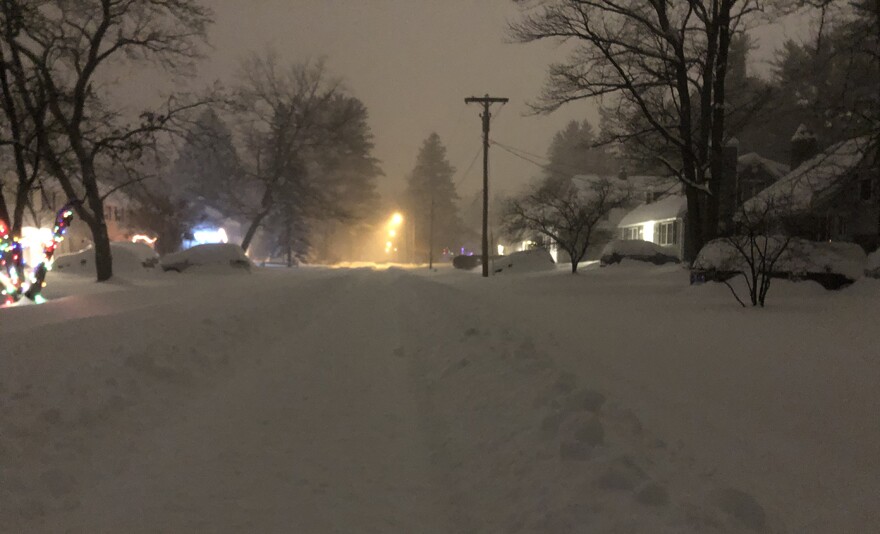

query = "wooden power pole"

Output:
[[465, 94, 508, 277]]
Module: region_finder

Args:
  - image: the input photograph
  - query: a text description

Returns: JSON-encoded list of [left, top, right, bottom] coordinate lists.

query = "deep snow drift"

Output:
[[1, 263, 877, 532]]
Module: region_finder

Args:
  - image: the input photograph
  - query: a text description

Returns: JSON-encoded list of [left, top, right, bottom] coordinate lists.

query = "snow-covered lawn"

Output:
[[1, 263, 877, 532]]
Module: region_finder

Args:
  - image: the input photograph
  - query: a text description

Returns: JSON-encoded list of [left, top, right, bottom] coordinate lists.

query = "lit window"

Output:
[[622, 226, 642, 240], [658, 221, 677, 246]]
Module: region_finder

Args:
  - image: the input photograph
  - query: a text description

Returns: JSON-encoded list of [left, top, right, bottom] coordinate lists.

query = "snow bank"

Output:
[[491, 248, 555, 274], [600, 239, 679, 266], [54, 242, 158, 276], [694, 237, 867, 286], [160, 243, 252, 273]]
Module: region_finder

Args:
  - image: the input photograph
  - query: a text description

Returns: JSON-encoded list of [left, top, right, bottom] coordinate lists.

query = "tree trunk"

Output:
[[684, 186, 703, 263], [241, 209, 270, 253], [90, 219, 113, 282]]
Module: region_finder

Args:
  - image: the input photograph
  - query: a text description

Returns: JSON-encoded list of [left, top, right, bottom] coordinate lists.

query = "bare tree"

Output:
[[511, 0, 765, 261], [0, 0, 213, 281], [503, 176, 631, 273], [0, 29, 48, 237], [696, 196, 797, 307], [234, 53, 378, 253]]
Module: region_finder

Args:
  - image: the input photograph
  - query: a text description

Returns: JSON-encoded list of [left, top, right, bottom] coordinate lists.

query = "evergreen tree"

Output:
[[404, 133, 462, 262], [546, 120, 612, 178], [171, 109, 253, 220]]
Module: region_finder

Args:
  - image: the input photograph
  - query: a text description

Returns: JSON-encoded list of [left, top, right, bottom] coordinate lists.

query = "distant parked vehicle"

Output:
[[160, 243, 252, 273], [599, 239, 680, 266], [452, 254, 481, 270]]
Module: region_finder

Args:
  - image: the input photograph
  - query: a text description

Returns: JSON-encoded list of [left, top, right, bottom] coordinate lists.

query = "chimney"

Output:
[[790, 124, 819, 170]]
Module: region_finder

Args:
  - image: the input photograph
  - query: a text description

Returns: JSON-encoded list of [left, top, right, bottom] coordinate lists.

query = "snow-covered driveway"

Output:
[[2, 265, 878, 533]]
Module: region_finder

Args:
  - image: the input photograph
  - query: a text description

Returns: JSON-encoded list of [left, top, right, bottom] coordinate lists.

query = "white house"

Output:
[[617, 193, 688, 260]]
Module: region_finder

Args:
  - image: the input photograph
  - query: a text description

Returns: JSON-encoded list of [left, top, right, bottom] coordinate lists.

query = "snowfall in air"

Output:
[[2, 253, 879, 533]]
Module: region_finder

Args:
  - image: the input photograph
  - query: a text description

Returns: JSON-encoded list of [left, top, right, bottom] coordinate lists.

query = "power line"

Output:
[[490, 139, 580, 178], [455, 146, 483, 187]]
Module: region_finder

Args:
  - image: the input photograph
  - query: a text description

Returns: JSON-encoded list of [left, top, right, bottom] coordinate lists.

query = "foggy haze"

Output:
[[115, 0, 811, 203]]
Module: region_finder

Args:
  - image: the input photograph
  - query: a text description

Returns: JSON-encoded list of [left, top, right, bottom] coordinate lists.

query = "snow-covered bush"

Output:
[[599, 239, 679, 266], [502, 176, 631, 273], [694, 237, 867, 305]]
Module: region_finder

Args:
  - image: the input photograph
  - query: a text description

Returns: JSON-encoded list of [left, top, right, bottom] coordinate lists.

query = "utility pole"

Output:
[[465, 94, 508, 277], [428, 196, 435, 270]]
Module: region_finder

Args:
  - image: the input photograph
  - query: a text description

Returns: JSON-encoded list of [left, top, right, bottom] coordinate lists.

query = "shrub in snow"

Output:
[[491, 248, 556, 275], [503, 175, 632, 273], [160, 243, 252, 273], [694, 237, 866, 305], [55, 242, 159, 275], [599, 239, 679, 266]]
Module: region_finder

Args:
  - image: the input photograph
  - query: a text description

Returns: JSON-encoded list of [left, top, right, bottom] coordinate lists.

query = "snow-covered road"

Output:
[[3, 271, 455, 533], [2, 266, 878, 533]]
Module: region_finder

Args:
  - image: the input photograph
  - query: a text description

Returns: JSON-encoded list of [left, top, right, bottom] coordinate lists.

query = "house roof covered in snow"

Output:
[[573, 173, 675, 193], [618, 194, 688, 227], [737, 152, 789, 179], [743, 136, 874, 213]]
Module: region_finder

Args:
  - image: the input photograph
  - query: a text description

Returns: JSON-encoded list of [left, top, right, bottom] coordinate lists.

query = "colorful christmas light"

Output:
[[1, 203, 75, 306]]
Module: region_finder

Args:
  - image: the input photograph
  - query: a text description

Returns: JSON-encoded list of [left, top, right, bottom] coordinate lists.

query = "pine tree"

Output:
[[404, 133, 462, 262], [546, 120, 612, 178], [171, 109, 252, 220]]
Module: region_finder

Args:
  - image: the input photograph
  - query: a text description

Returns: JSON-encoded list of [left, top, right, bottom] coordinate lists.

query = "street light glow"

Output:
[[390, 213, 403, 226], [389, 229, 396, 237]]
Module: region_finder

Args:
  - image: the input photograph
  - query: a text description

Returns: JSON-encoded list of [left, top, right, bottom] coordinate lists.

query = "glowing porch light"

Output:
[[642, 221, 655, 243]]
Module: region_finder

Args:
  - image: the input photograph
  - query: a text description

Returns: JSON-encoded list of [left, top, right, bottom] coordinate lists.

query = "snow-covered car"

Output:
[[160, 243, 252, 273], [453, 254, 480, 270], [492, 248, 556, 274], [692, 237, 867, 289], [55, 242, 159, 274], [599, 239, 680, 266]]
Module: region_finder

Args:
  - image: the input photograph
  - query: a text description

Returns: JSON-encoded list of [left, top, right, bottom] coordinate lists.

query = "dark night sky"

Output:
[[120, 1, 813, 205]]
